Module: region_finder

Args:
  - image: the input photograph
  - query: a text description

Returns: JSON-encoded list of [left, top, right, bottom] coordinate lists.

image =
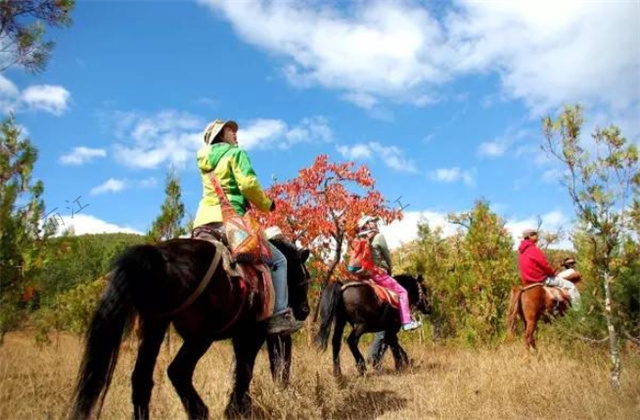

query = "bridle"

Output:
[[414, 277, 429, 311]]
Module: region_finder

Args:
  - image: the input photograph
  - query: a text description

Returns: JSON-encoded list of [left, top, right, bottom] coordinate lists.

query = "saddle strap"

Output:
[[155, 242, 224, 319]]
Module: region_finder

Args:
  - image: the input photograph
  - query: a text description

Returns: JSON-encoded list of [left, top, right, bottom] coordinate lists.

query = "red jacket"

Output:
[[518, 239, 555, 284]]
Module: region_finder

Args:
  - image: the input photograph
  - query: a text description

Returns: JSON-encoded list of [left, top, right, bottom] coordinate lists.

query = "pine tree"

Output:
[[147, 167, 187, 242], [0, 0, 75, 73], [0, 115, 56, 339]]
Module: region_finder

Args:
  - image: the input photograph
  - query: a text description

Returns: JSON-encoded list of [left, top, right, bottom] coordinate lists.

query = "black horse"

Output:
[[68, 238, 310, 420], [314, 274, 430, 377]]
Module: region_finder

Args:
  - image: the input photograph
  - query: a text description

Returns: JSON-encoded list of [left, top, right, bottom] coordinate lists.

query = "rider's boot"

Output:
[[266, 309, 304, 335]]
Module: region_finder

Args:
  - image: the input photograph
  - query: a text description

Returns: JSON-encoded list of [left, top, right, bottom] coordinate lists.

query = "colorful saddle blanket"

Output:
[[192, 230, 274, 322], [341, 279, 399, 309], [238, 263, 274, 322]]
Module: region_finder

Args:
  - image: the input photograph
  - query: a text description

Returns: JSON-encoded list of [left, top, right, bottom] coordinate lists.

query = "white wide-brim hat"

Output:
[[357, 215, 379, 229], [203, 119, 238, 145]]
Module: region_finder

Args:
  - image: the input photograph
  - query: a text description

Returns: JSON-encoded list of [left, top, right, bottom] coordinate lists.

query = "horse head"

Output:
[[396, 273, 431, 315], [270, 238, 311, 321]]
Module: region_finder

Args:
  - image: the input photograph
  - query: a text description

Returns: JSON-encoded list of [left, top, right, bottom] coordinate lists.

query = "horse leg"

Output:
[[266, 334, 291, 386], [167, 337, 214, 419], [385, 332, 409, 371], [524, 317, 538, 351], [332, 316, 347, 377], [131, 319, 169, 420], [346, 324, 367, 375], [224, 328, 267, 419]]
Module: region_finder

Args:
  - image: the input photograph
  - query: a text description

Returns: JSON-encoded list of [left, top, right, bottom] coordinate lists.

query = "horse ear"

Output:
[[417, 274, 424, 284], [299, 248, 310, 263]]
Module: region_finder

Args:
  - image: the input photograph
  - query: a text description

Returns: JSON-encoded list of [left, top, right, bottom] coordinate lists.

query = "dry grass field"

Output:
[[1, 330, 639, 420]]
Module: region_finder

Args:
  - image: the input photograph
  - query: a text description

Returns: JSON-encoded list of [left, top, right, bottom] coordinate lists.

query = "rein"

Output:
[[522, 283, 544, 292], [416, 279, 426, 308]]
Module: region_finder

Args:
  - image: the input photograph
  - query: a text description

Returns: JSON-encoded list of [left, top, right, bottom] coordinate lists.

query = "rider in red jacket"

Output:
[[517, 228, 581, 310], [517, 229, 556, 284]]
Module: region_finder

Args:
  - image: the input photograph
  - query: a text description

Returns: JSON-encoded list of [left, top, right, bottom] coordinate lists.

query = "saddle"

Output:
[[342, 279, 400, 309], [544, 286, 572, 314], [523, 283, 572, 315], [192, 226, 275, 322]]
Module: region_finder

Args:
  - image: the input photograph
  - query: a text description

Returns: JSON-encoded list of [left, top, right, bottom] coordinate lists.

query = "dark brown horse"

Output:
[[314, 274, 431, 376], [68, 238, 310, 420], [507, 283, 573, 349]]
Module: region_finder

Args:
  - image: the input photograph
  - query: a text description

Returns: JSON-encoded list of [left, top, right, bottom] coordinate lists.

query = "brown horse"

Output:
[[507, 283, 572, 349], [314, 274, 431, 376], [68, 238, 310, 420]]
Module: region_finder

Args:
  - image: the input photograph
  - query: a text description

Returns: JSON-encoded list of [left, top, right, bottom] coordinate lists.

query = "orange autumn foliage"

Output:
[[253, 154, 402, 285]]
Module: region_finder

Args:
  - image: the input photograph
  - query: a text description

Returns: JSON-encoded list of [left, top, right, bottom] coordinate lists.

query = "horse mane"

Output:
[[394, 274, 420, 300]]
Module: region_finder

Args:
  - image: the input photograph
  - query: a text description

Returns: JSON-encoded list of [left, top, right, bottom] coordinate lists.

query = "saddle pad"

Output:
[[544, 286, 571, 303], [195, 236, 275, 322], [239, 263, 275, 322], [341, 280, 400, 309]]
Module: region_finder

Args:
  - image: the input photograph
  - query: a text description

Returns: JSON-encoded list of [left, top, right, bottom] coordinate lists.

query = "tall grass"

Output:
[[1, 331, 638, 419]]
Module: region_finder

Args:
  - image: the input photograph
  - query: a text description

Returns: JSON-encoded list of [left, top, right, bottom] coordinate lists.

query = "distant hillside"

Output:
[[36, 232, 148, 305]]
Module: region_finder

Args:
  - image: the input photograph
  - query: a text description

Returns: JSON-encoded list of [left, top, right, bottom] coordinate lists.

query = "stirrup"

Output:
[[402, 320, 422, 331]]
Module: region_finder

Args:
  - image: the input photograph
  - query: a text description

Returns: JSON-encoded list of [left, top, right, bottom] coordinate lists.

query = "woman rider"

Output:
[[191, 119, 303, 335]]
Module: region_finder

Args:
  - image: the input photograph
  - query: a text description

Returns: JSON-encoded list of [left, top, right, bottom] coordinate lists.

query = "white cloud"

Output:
[[379, 210, 458, 250], [430, 167, 475, 186], [239, 119, 288, 149], [0, 75, 71, 116], [337, 144, 373, 160], [0, 74, 18, 96], [198, 0, 452, 107], [199, 0, 638, 116], [478, 140, 507, 158], [342, 92, 378, 109], [21, 85, 71, 115], [448, 0, 639, 114], [240, 116, 333, 150], [336, 141, 418, 173], [112, 110, 205, 169], [541, 168, 564, 183], [47, 213, 143, 236], [505, 209, 572, 250], [59, 147, 107, 166], [138, 177, 158, 188], [90, 178, 128, 195], [379, 208, 573, 251], [479, 128, 533, 159], [111, 110, 331, 169]]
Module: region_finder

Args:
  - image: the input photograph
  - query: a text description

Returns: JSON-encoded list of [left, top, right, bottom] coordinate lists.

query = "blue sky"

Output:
[[2, 0, 638, 249]]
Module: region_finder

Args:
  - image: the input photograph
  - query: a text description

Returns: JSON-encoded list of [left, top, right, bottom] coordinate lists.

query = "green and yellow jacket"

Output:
[[193, 142, 272, 228]]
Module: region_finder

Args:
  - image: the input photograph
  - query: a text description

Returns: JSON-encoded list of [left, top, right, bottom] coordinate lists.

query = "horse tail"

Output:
[[314, 282, 343, 351], [69, 244, 165, 420], [507, 286, 524, 337]]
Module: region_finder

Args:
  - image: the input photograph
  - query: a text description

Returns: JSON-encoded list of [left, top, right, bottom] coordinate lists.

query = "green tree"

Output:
[[0, 116, 56, 339], [147, 167, 187, 242], [542, 104, 639, 389], [0, 0, 75, 73], [447, 199, 518, 345], [396, 220, 459, 339], [0, 0, 76, 341]]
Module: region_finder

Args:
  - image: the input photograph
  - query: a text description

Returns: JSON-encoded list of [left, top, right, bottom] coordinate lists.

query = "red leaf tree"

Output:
[[254, 154, 402, 285]]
